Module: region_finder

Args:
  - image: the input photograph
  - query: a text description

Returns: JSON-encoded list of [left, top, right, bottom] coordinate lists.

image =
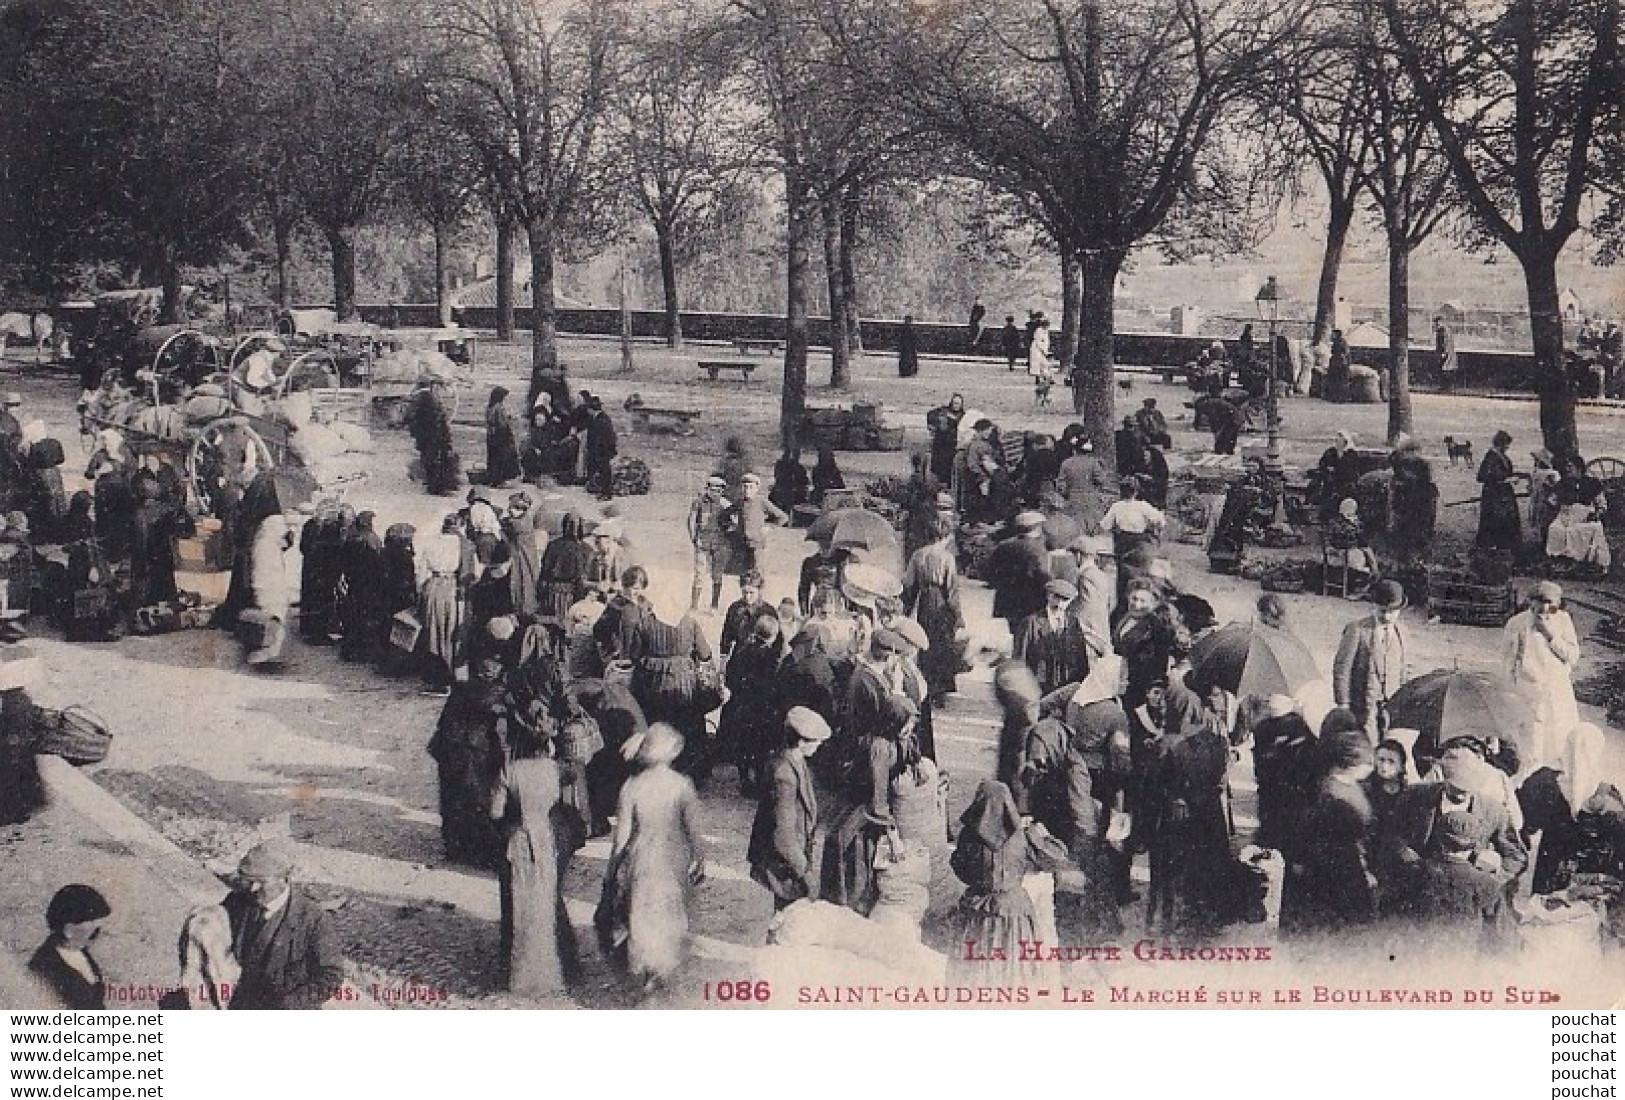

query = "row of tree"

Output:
[[0, 0, 1617, 455]]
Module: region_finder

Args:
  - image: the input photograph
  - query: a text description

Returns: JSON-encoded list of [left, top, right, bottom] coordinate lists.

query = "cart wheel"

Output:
[[279, 350, 340, 395], [228, 331, 284, 374], [187, 421, 274, 515], [1585, 457, 1625, 485], [152, 329, 223, 385]]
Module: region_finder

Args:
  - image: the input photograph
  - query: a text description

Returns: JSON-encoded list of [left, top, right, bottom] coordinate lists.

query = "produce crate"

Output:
[[1426, 565, 1515, 627]]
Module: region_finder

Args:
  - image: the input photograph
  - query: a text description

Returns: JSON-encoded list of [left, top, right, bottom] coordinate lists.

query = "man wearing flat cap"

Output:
[[222, 840, 345, 1009], [1013, 578, 1088, 695], [748, 707, 830, 910], [1332, 579, 1409, 741], [984, 510, 1052, 631]]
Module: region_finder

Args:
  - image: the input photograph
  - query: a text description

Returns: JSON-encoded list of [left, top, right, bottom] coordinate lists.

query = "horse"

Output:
[[0, 312, 54, 361]]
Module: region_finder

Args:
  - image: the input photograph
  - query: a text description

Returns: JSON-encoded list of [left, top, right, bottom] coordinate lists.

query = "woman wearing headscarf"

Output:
[[1518, 722, 1606, 894], [407, 381, 461, 495], [484, 386, 521, 488], [948, 779, 1071, 983], [599, 724, 706, 995], [298, 503, 346, 643], [429, 656, 508, 867], [820, 692, 917, 916], [417, 517, 467, 696], [500, 494, 541, 618], [1314, 430, 1361, 519], [337, 511, 386, 662], [488, 714, 580, 998], [1250, 695, 1318, 852], [536, 512, 594, 620], [902, 512, 964, 707], [1504, 581, 1580, 775], [379, 522, 418, 627], [29, 885, 111, 1009], [1475, 430, 1522, 552], [1279, 723, 1377, 936]]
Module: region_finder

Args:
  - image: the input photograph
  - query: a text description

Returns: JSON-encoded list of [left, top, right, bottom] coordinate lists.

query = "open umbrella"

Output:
[[1189, 623, 1320, 698], [1385, 669, 1533, 765], [804, 507, 897, 552]]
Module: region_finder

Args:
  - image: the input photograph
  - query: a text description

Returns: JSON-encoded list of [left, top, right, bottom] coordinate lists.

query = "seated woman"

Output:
[[1324, 497, 1377, 597], [1545, 483, 1611, 578], [809, 446, 845, 508]]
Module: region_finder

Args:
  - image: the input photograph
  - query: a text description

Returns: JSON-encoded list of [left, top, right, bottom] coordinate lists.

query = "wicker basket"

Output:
[[34, 705, 112, 766]]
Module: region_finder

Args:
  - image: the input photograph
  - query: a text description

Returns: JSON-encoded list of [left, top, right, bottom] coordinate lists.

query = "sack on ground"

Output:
[[870, 832, 932, 935]]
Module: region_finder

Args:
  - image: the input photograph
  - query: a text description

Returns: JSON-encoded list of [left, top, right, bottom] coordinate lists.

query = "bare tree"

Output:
[[1260, 13, 1374, 346], [1380, 0, 1620, 457], [1344, 9, 1454, 443], [613, 5, 756, 348], [869, 0, 1307, 446], [432, 0, 625, 404]]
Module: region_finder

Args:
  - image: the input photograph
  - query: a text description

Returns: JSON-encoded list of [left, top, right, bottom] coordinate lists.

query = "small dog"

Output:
[[1443, 436, 1474, 466], [1034, 374, 1054, 408]]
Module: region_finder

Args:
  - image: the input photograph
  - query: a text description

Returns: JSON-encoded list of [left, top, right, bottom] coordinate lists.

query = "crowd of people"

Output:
[[8, 341, 1625, 1009]]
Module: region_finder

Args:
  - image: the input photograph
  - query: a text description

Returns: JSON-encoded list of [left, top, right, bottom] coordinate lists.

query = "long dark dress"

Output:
[[898, 322, 920, 378], [130, 497, 189, 608], [298, 514, 345, 642], [0, 687, 44, 824], [1517, 767, 1584, 895], [1279, 777, 1377, 935], [485, 402, 521, 486], [1250, 713, 1318, 852], [717, 636, 783, 789], [926, 405, 964, 484], [504, 520, 541, 618], [427, 678, 506, 867], [338, 525, 386, 661], [903, 541, 963, 700], [537, 535, 593, 619], [1149, 727, 1231, 935], [408, 388, 461, 495], [948, 781, 1072, 983], [820, 731, 901, 915], [489, 755, 580, 997], [1476, 447, 1521, 551], [1390, 450, 1438, 564]]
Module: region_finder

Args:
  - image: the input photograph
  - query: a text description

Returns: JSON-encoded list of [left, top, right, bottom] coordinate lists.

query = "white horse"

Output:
[[0, 312, 53, 361]]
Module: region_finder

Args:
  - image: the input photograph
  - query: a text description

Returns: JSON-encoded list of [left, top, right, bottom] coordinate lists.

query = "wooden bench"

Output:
[[627, 405, 702, 435], [698, 360, 759, 382], [733, 338, 783, 355]]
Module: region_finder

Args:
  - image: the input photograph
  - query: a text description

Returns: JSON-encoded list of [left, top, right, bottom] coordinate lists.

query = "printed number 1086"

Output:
[[703, 980, 772, 1003]]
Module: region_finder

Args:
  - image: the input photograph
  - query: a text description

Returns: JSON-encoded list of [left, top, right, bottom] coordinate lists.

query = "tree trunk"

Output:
[[1059, 250, 1082, 406], [1385, 227, 1413, 443], [326, 225, 358, 322], [839, 193, 862, 351], [495, 216, 516, 343], [526, 219, 566, 411], [1524, 249, 1578, 458], [781, 169, 812, 457], [655, 220, 683, 348], [434, 220, 453, 328], [1076, 249, 1123, 455], [156, 245, 184, 325], [273, 219, 294, 312], [1313, 193, 1355, 346], [820, 195, 850, 389]]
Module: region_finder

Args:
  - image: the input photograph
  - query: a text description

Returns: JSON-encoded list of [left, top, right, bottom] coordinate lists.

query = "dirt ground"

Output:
[[2, 334, 1621, 1008]]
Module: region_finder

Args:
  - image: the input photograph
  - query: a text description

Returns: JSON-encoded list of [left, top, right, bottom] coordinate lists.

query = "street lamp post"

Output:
[[1255, 275, 1283, 478]]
